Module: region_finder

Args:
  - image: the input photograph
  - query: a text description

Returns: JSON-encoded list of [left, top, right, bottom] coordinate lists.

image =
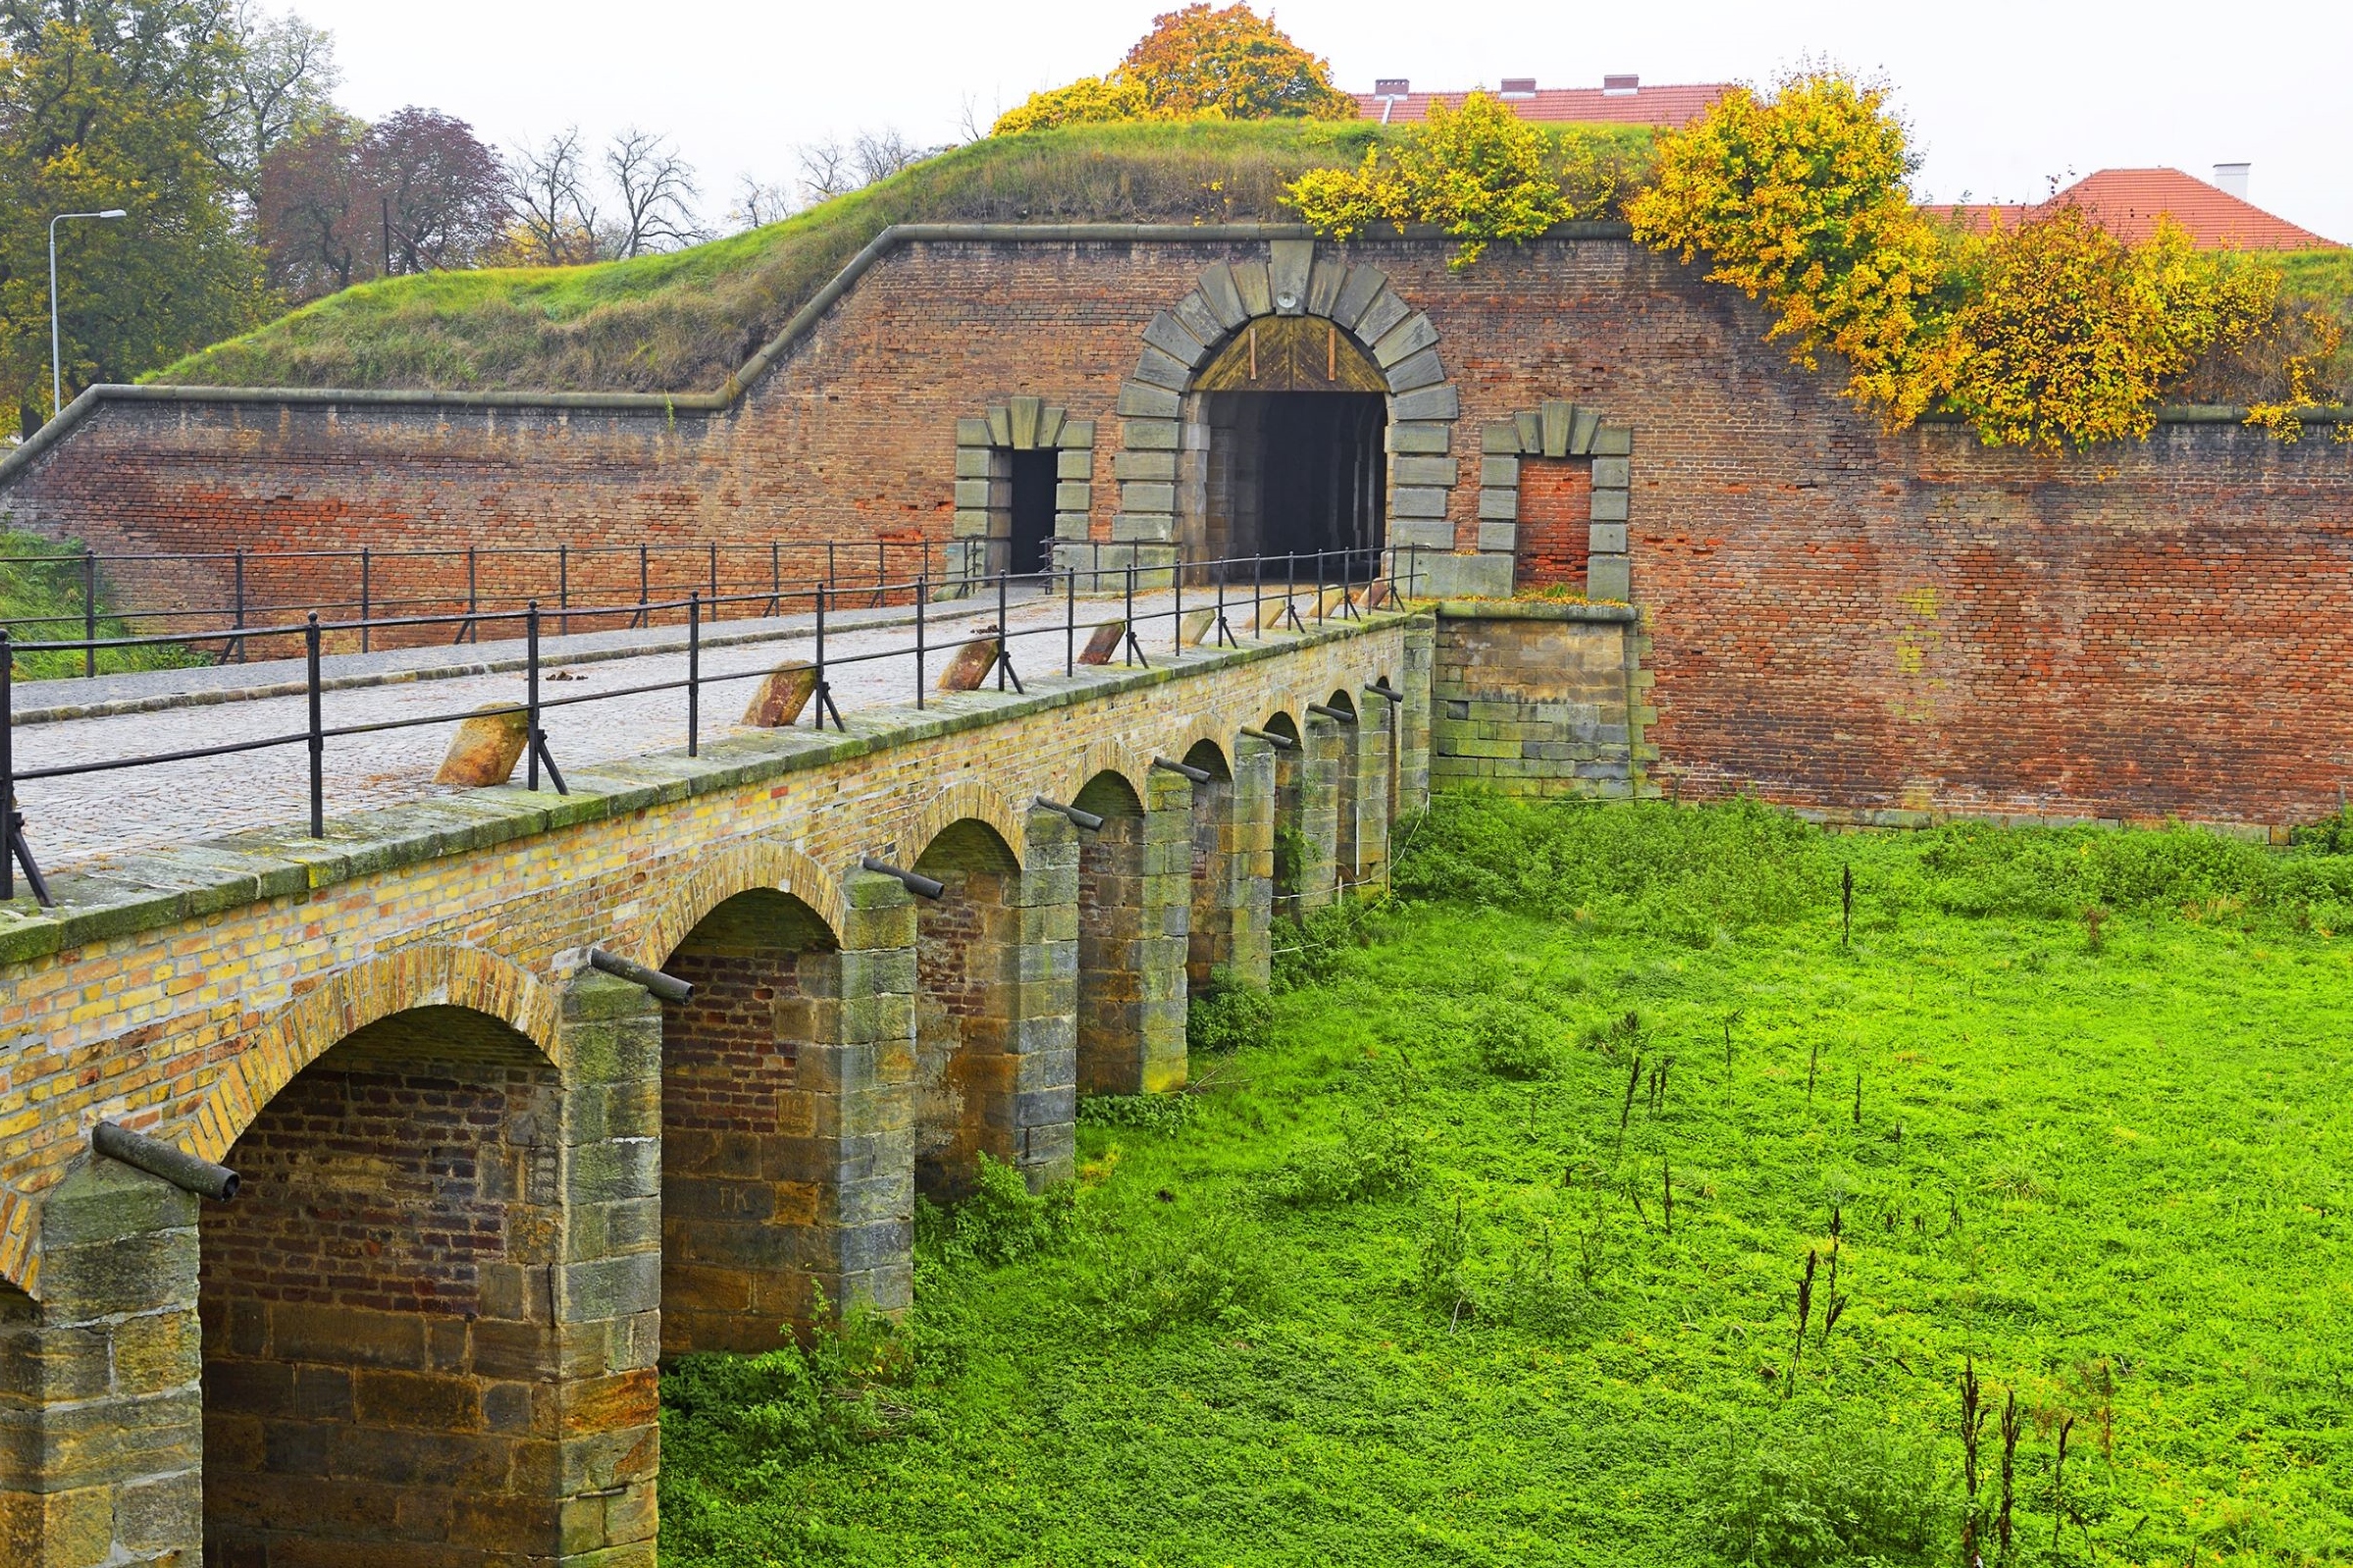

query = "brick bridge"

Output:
[[0, 605, 1431, 1567]]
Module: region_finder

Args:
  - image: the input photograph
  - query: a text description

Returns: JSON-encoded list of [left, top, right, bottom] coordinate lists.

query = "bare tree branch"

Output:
[[603, 127, 704, 258], [728, 173, 797, 232], [796, 138, 853, 206], [852, 127, 929, 186], [503, 127, 598, 267]]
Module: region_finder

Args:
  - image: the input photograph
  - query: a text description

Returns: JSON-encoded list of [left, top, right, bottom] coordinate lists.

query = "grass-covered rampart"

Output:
[[657, 795, 2353, 1567], [147, 122, 1401, 395], [1, 530, 202, 680]]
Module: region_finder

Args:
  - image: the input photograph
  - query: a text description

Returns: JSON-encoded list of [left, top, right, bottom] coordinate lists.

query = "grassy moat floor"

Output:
[[657, 798, 2353, 1567]]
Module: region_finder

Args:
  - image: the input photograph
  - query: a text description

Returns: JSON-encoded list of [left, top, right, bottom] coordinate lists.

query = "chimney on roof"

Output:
[[1602, 74, 1639, 95], [1374, 78, 1409, 95], [2213, 162, 2250, 200], [1500, 77, 1536, 95]]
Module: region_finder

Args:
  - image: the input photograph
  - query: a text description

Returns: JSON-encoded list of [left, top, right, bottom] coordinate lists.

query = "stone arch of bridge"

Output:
[[900, 779, 1028, 871], [192, 943, 558, 1165], [910, 814, 1029, 1201], [200, 998, 574, 1566], [1099, 238, 1462, 584], [628, 837, 849, 969]]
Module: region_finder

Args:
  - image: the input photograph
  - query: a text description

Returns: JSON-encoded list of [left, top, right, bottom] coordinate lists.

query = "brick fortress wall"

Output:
[[4, 234, 2348, 826]]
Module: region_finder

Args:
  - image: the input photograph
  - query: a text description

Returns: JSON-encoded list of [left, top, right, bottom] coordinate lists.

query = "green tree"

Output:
[[0, 1, 266, 429], [993, 3, 1350, 135]]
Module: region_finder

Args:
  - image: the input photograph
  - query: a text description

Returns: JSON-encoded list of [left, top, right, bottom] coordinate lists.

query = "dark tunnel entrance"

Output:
[[1184, 316, 1388, 579]]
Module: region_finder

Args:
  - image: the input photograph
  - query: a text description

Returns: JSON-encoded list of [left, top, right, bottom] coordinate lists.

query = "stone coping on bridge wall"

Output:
[[1431, 598, 1641, 624], [0, 607, 1431, 970]]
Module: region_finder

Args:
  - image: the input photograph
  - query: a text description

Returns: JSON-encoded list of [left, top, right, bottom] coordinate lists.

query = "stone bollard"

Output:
[[435, 703, 530, 786], [741, 661, 818, 727]]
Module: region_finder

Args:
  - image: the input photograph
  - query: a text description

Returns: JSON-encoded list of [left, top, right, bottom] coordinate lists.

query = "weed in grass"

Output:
[[1788, 1250, 1817, 1387], [914, 1153, 1072, 1267], [2083, 902, 2109, 953], [1961, 1358, 1987, 1563], [1998, 1387, 2020, 1564], [1473, 1005, 1560, 1079], [1071, 1207, 1271, 1337], [1702, 1417, 1949, 1568], [1074, 1092, 1198, 1134]]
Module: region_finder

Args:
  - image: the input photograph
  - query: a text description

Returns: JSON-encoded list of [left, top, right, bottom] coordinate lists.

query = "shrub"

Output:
[[915, 1153, 1074, 1267], [1072, 1209, 1273, 1336], [658, 1305, 923, 1477], [995, 3, 1352, 134], [1287, 92, 1648, 267], [1076, 1092, 1200, 1133], [1472, 1007, 1558, 1079], [1702, 1419, 1950, 1566], [1258, 1114, 1419, 1207], [1187, 966, 1276, 1053]]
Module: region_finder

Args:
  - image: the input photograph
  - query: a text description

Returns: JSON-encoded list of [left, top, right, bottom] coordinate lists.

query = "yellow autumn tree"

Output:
[[1626, 70, 1959, 429], [993, 3, 1350, 135], [1949, 209, 2279, 449]]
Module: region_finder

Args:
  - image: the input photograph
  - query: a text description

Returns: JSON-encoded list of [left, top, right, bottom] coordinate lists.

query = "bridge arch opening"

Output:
[[1184, 318, 1386, 577], [1180, 740, 1245, 995], [657, 886, 842, 1352], [1322, 690, 1362, 891], [199, 1005, 571, 1567], [912, 819, 1024, 1202], [1261, 711, 1307, 917], [1072, 771, 1153, 1097]]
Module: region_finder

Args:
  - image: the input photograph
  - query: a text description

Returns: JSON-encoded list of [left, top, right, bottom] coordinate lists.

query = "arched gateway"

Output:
[[1088, 238, 1463, 585]]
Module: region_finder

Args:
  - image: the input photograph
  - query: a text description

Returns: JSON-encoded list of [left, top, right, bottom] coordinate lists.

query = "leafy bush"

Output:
[[1286, 91, 1649, 267], [1471, 1006, 1558, 1079], [658, 1305, 924, 1478], [1702, 1420, 1950, 1566], [915, 1153, 1074, 1267], [1258, 1114, 1419, 1207], [1071, 1208, 1273, 1336], [994, 4, 1354, 133], [1186, 966, 1275, 1053], [1076, 1091, 1200, 1133]]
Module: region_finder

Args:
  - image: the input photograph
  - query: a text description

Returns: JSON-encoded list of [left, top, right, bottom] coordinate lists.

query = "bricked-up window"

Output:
[[660, 888, 841, 1352], [914, 819, 1024, 1201], [200, 1007, 563, 1567], [1515, 458, 1593, 591]]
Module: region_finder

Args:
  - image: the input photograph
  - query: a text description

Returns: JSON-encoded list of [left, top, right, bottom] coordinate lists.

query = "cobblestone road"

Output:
[[10, 580, 1321, 874]]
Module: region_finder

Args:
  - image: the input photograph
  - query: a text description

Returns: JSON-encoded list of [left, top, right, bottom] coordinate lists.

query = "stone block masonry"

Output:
[[0, 608, 1417, 1565], [1432, 601, 1651, 799]]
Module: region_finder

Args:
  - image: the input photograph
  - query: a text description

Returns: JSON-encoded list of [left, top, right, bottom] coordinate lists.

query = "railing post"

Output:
[[1124, 562, 1136, 666], [996, 569, 1009, 691], [2, 629, 14, 901], [305, 612, 324, 838], [637, 544, 651, 628], [1065, 565, 1075, 676], [768, 541, 781, 618], [915, 570, 927, 709], [232, 547, 247, 662], [1315, 549, 1326, 625], [360, 547, 372, 653], [527, 601, 544, 790], [465, 547, 479, 644], [558, 544, 570, 636], [1253, 552, 1263, 641], [1173, 552, 1183, 655], [81, 548, 96, 679], [686, 591, 701, 758], [707, 541, 720, 623], [827, 542, 836, 594]]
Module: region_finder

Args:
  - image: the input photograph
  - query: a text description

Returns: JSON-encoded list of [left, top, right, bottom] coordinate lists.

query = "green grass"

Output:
[[659, 798, 2353, 1568], [2279, 248, 2353, 313], [147, 120, 1653, 395], [1, 530, 205, 681]]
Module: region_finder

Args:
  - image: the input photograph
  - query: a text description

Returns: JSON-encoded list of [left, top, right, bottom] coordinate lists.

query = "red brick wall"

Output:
[[199, 1009, 565, 1566], [1075, 814, 1144, 1097], [1515, 458, 1593, 590], [911, 846, 1019, 1200], [8, 235, 2349, 825]]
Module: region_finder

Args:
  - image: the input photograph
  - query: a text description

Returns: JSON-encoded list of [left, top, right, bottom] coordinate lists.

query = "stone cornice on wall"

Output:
[[1, 218, 2340, 489]]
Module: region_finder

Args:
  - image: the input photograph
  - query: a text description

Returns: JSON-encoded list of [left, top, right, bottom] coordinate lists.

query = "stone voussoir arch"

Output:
[[899, 778, 1031, 870], [1477, 399, 1637, 601], [1105, 237, 1463, 577], [193, 943, 559, 1166], [1058, 737, 1155, 812], [952, 395, 1099, 581], [627, 838, 851, 967]]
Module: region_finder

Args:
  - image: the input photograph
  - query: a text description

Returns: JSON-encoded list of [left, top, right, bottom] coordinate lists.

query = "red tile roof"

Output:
[[1921, 169, 2338, 250], [1353, 79, 1731, 130]]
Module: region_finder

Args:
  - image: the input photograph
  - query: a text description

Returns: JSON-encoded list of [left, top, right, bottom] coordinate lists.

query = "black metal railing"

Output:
[[1, 547, 1426, 905]]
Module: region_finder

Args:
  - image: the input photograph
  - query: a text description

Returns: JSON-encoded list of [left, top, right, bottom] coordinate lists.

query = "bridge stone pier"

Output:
[[0, 607, 1433, 1567]]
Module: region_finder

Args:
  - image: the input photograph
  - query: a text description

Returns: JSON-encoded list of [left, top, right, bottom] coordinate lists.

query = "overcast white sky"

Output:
[[295, 0, 2352, 244]]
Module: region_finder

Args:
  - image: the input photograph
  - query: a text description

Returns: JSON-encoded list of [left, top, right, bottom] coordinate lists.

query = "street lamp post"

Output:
[[49, 209, 127, 420]]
